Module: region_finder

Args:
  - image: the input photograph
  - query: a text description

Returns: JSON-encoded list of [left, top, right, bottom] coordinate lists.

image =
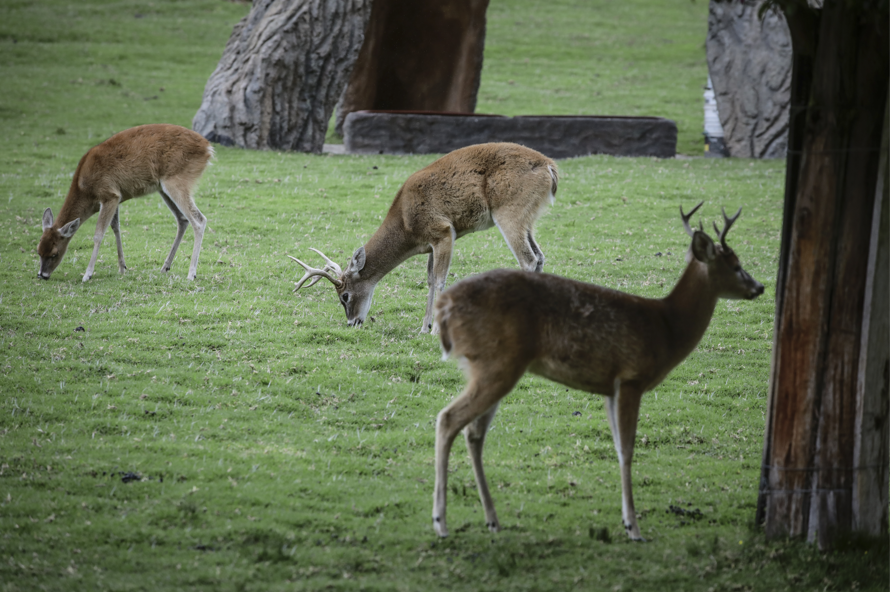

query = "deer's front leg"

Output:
[[422, 231, 454, 334], [83, 198, 120, 282], [605, 379, 645, 541]]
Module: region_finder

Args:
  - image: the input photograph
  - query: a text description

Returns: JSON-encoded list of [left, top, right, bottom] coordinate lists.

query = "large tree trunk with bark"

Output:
[[757, 0, 889, 549], [193, 0, 372, 153], [334, 0, 490, 136]]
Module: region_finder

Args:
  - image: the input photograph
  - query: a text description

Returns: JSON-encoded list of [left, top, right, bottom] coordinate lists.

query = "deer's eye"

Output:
[[734, 265, 741, 273], [340, 292, 350, 305]]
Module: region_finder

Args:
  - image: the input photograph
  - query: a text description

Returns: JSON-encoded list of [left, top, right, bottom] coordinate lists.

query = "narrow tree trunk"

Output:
[[334, 0, 490, 136], [193, 0, 372, 153], [758, 2, 889, 549], [853, 96, 890, 536]]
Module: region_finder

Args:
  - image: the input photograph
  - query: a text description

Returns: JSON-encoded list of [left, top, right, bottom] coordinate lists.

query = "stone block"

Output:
[[343, 111, 677, 158]]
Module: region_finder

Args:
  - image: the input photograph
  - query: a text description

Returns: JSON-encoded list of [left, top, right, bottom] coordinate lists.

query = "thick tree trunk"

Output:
[[334, 0, 490, 136], [193, 0, 372, 153], [757, 1, 889, 549], [706, 0, 792, 158]]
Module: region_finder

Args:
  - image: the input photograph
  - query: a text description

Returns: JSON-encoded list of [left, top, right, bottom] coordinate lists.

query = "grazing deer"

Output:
[[431, 203, 764, 540], [37, 124, 214, 282], [289, 142, 558, 333]]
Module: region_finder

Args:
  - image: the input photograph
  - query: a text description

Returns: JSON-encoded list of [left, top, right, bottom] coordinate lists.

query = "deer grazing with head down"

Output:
[[431, 203, 764, 540], [289, 142, 558, 333], [37, 124, 213, 282]]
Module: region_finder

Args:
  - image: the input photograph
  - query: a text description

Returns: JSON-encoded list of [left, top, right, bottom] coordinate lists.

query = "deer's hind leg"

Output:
[[465, 402, 502, 532], [159, 179, 206, 280], [492, 206, 544, 272], [434, 359, 526, 537], [528, 231, 545, 271]]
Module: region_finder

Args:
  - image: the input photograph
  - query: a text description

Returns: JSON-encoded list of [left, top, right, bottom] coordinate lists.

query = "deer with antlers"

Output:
[[431, 203, 764, 540], [289, 142, 558, 333], [37, 124, 213, 282]]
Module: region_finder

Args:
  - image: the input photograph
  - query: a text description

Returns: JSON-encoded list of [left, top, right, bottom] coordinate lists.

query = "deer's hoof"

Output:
[[433, 516, 448, 538]]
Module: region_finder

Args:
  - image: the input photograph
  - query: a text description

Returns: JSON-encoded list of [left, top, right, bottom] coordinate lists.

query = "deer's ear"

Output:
[[59, 218, 81, 238], [42, 208, 54, 230], [348, 246, 366, 274], [691, 231, 716, 263]]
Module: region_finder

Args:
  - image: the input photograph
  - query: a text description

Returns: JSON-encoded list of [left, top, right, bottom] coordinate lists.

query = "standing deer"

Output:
[[37, 124, 214, 282], [431, 203, 764, 540], [289, 142, 558, 333]]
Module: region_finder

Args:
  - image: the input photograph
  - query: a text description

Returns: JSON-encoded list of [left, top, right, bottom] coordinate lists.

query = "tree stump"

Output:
[[706, 1, 791, 158], [192, 0, 372, 153]]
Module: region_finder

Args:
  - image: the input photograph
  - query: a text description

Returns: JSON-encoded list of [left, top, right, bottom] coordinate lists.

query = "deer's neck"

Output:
[[661, 261, 720, 362], [361, 213, 423, 283], [56, 179, 96, 228]]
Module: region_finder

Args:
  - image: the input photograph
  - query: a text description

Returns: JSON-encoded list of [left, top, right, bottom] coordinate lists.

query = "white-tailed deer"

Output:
[[289, 142, 558, 333], [37, 124, 214, 282], [432, 203, 764, 540]]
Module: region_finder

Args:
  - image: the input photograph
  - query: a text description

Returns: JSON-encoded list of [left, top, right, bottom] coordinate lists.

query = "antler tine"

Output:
[[715, 206, 742, 250], [680, 201, 704, 238], [309, 247, 342, 275], [288, 255, 343, 292]]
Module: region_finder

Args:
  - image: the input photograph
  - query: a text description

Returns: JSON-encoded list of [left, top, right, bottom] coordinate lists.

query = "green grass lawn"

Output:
[[0, 1, 886, 591]]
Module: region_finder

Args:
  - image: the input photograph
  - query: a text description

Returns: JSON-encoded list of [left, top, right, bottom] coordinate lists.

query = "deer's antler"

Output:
[[308, 247, 342, 276], [680, 201, 704, 238], [712, 207, 742, 251], [289, 253, 343, 292]]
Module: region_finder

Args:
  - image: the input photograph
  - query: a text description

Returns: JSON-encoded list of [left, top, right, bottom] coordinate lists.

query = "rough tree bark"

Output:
[[706, 0, 792, 158], [193, 0, 372, 153], [334, 0, 490, 136], [756, 0, 889, 549]]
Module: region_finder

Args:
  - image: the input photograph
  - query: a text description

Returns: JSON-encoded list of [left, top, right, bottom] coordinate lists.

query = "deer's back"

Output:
[[437, 269, 675, 396], [76, 124, 211, 201], [395, 143, 556, 236]]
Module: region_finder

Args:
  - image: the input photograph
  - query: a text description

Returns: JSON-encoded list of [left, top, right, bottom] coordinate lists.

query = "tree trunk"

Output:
[[193, 0, 372, 153], [334, 0, 490, 136], [706, 0, 792, 158], [757, 1, 889, 549]]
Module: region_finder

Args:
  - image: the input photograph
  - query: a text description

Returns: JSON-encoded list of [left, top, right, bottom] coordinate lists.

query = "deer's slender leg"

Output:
[[604, 379, 645, 541], [160, 179, 207, 280], [492, 209, 539, 271], [422, 252, 436, 333], [158, 185, 190, 273], [109, 206, 127, 274], [527, 230, 545, 272], [434, 364, 525, 537], [82, 197, 121, 282], [465, 402, 501, 532], [422, 228, 455, 334]]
